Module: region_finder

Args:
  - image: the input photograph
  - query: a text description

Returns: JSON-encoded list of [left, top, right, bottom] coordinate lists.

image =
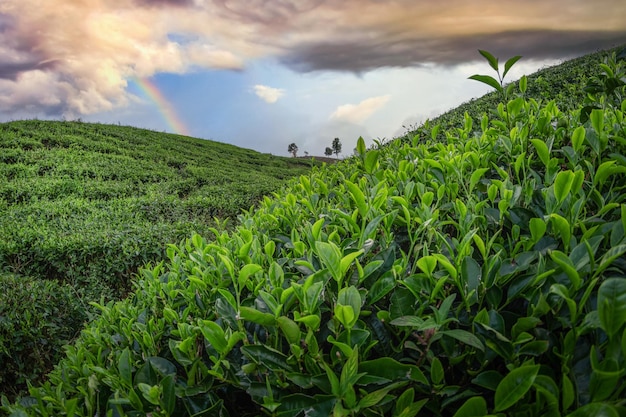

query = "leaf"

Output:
[[359, 358, 429, 385], [494, 364, 540, 412], [240, 306, 277, 326], [241, 345, 295, 372], [356, 136, 366, 156], [565, 402, 619, 417], [148, 356, 176, 377], [364, 150, 380, 174], [571, 126, 586, 152], [478, 49, 499, 72], [550, 250, 581, 289], [199, 320, 227, 355], [530, 139, 550, 167], [468, 74, 502, 92], [529, 218, 546, 242], [503, 55, 522, 79], [416, 255, 437, 277], [340, 249, 364, 279], [597, 278, 626, 337], [161, 374, 176, 416], [357, 381, 406, 409], [238, 263, 262, 288], [315, 241, 342, 283], [430, 357, 444, 384], [594, 160, 626, 186], [334, 305, 356, 330], [554, 170, 575, 205], [452, 396, 487, 417], [338, 286, 362, 320], [469, 168, 489, 194], [518, 74, 527, 94], [550, 213, 571, 251], [118, 348, 132, 387], [277, 316, 301, 345], [440, 329, 485, 351], [345, 180, 368, 219]]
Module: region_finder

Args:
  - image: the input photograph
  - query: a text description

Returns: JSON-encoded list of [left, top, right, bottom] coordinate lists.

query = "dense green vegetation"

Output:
[[3, 45, 626, 416], [0, 121, 319, 400]]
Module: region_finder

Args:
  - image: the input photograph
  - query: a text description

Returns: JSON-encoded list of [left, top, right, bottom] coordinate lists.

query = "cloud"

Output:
[[330, 95, 391, 124], [253, 85, 285, 103], [0, 0, 624, 117]]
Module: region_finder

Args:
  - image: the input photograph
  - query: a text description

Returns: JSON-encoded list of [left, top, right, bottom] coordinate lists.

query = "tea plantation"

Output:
[[0, 122, 320, 400], [2, 46, 626, 416]]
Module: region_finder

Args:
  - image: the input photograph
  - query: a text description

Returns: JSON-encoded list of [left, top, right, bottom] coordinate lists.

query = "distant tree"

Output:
[[304, 151, 309, 157], [332, 137, 342, 158], [325, 147, 333, 157], [287, 143, 298, 158]]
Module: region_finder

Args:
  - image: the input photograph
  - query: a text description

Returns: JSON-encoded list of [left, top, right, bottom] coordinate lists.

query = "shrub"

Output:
[[4, 51, 626, 416], [0, 274, 87, 401]]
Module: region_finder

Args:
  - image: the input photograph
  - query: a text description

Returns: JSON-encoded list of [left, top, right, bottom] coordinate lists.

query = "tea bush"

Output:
[[4, 50, 626, 416], [0, 274, 87, 401], [0, 121, 320, 401]]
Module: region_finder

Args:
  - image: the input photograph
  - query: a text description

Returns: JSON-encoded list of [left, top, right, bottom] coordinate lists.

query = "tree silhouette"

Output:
[[324, 147, 333, 157], [287, 143, 298, 158], [332, 137, 342, 158]]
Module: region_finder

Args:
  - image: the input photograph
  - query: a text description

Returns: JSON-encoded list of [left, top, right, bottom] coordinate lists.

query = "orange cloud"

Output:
[[0, 0, 624, 116]]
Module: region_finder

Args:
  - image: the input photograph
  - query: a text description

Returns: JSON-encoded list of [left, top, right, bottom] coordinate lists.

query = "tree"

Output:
[[287, 143, 298, 158], [324, 147, 333, 157], [332, 137, 342, 158]]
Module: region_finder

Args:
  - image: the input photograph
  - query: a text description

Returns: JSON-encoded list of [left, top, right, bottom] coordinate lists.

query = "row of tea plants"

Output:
[[3, 49, 626, 416], [0, 121, 319, 400]]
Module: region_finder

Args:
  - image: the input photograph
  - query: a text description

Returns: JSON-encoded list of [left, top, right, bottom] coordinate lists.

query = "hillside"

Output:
[[0, 120, 321, 399], [3, 45, 626, 415]]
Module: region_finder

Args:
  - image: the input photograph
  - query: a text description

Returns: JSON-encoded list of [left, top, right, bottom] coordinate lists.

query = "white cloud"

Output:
[[330, 95, 391, 124], [253, 84, 285, 103]]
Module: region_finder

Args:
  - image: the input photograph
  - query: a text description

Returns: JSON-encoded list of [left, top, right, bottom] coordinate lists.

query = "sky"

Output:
[[1, 1, 625, 157]]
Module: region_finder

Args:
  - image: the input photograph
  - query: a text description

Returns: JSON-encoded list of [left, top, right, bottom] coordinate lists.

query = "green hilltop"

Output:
[[0, 121, 321, 400], [2, 45, 626, 415]]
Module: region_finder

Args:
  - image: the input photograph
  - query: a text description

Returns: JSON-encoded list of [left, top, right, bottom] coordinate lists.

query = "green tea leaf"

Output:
[[594, 160, 626, 185], [364, 150, 380, 174], [549, 250, 581, 289], [503, 55, 522, 79], [440, 329, 485, 351], [345, 180, 368, 219], [494, 364, 540, 411], [597, 278, 626, 337], [530, 139, 550, 167], [478, 49, 499, 72], [277, 316, 301, 345], [240, 306, 277, 326], [452, 396, 487, 417], [554, 170, 574, 204], [565, 402, 619, 417], [571, 126, 585, 152], [118, 348, 132, 387], [469, 168, 489, 194], [316, 241, 342, 283], [199, 320, 227, 355], [469, 74, 502, 92]]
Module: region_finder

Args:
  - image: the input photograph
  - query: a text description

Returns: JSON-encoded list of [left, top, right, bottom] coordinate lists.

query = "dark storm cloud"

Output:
[[281, 30, 626, 73]]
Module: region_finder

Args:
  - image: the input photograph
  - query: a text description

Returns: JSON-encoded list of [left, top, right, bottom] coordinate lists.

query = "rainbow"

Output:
[[133, 77, 190, 136]]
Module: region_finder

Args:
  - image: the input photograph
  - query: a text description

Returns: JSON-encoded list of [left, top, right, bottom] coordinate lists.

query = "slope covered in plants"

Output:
[[3, 47, 626, 416], [0, 121, 320, 400]]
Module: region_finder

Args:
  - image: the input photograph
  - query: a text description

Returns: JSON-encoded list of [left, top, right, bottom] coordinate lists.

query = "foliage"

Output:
[[325, 147, 333, 157], [469, 49, 523, 100], [0, 274, 87, 401], [332, 137, 342, 158], [411, 46, 625, 142], [288, 143, 299, 158], [0, 121, 320, 401], [4, 46, 626, 416]]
